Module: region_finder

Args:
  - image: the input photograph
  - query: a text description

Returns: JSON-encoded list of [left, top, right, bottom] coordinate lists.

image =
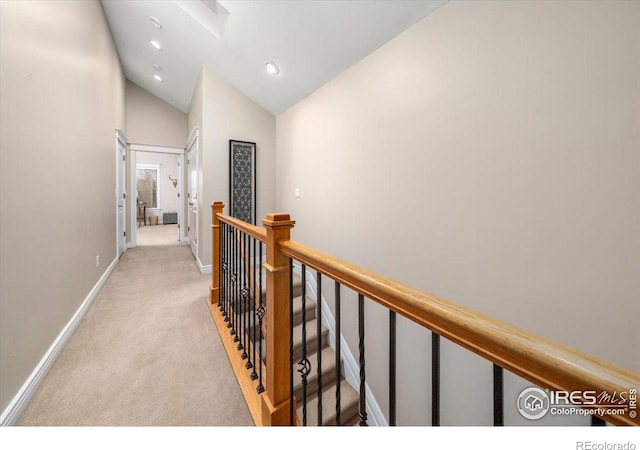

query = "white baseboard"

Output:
[[0, 256, 119, 426], [197, 257, 211, 275], [292, 264, 387, 426]]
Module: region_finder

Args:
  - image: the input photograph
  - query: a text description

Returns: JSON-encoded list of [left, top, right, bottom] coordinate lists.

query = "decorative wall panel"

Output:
[[229, 140, 256, 224]]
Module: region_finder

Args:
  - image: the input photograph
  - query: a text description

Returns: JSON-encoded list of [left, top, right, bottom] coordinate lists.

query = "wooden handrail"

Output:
[[217, 213, 267, 243], [279, 239, 640, 426]]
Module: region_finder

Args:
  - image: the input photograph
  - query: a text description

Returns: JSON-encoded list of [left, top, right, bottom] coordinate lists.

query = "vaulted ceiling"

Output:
[[101, 0, 447, 115]]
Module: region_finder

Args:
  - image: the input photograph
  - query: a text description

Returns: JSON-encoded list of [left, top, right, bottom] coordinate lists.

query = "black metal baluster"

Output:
[[228, 226, 235, 331], [389, 310, 396, 426], [432, 332, 440, 426], [256, 242, 265, 394], [316, 272, 323, 426], [289, 259, 294, 425], [247, 235, 255, 372], [493, 364, 503, 426], [297, 264, 310, 426], [224, 225, 231, 325], [224, 224, 231, 321], [238, 231, 244, 347], [240, 233, 248, 360], [358, 294, 368, 426], [219, 222, 225, 309], [335, 282, 341, 426], [232, 228, 239, 341], [238, 232, 246, 352]]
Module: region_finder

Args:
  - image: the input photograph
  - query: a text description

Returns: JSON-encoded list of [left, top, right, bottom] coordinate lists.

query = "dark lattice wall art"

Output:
[[229, 140, 256, 224]]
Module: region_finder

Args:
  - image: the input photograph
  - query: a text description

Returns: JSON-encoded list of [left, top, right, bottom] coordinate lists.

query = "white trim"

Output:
[[186, 127, 199, 150], [292, 263, 387, 426], [197, 258, 211, 275], [129, 144, 187, 248], [0, 256, 119, 426], [129, 149, 138, 247], [130, 143, 184, 155], [186, 130, 199, 261], [115, 129, 127, 259]]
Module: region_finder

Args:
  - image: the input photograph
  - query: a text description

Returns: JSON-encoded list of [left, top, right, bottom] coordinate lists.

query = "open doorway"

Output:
[[129, 144, 185, 248]]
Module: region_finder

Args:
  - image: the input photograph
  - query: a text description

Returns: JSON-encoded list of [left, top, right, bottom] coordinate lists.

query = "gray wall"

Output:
[[0, 0, 126, 413], [276, 0, 640, 425]]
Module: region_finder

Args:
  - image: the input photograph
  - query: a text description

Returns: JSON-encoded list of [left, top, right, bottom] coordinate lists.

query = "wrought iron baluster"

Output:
[[232, 228, 239, 341], [228, 226, 236, 331], [240, 232, 248, 358], [389, 310, 396, 426], [219, 222, 225, 309], [316, 271, 322, 426], [335, 281, 341, 426], [358, 294, 368, 426], [247, 235, 255, 372], [256, 242, 265, 394], [224, 224, 231, 324], [432, 332, 440, 426], [493, 364, 503, 426], [289, 259, 294, 425], [298, 264, 310, 426]]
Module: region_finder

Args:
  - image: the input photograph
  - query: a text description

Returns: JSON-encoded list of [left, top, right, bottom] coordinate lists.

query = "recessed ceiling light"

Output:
[[150, 40, 162, 50], [152, 64, 163, 71], [265, 61, 280, 75], [153, 74, 162, 82], [150, 17, 162, 29]]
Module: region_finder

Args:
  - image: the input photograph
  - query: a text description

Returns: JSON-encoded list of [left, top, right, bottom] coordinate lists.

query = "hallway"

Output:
[[17, 245, 252, 426], [137, 224, 182, 247]]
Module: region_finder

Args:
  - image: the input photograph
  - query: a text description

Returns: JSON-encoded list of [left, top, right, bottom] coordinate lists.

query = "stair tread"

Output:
[[296, 379, 360, 426], [239, 295, 318, 346], [293, 346, 338, 398]]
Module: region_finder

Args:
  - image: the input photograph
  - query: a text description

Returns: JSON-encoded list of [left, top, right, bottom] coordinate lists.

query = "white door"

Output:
[[116, 131, 127, 257], [187, 131, 198, 259], [177, 155, 183, 242]]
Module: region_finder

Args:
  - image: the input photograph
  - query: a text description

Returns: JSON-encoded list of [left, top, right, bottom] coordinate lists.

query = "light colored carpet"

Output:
[[17, 244, 253, 426], [137, 223, 182, 247]]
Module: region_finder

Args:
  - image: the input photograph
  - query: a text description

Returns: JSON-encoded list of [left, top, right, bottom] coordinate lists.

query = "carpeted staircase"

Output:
[[240, 273, 359, 425]]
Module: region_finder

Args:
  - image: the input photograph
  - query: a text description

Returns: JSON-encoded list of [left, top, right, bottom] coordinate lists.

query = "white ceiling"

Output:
[[102, 0, 447, 115]]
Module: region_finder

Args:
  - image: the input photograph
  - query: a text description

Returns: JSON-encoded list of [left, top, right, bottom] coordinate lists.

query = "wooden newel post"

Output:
[[211, 201, 224, 305], [261, 213, 296, 426]]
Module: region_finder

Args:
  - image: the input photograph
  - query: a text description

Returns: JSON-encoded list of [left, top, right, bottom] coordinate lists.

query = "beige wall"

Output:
[[0, 0, 126, 415], [192, 67, 276, 267], [126, 81, 187, 148], [276, 0, 640, 425]]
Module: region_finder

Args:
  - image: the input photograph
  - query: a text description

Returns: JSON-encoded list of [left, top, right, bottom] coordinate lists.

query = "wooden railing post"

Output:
[[261, 213, 296, 426], [210, 201, 224, 305]]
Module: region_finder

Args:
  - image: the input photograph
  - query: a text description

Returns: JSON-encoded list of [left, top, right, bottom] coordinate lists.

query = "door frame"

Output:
[[115, 129, 127, 258], [129, 143, 186, 248], [186, 128, 199, 261]]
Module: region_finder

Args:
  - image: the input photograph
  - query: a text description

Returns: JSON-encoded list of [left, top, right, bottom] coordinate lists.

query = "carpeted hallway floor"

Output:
[[17, 244, 253, 426]]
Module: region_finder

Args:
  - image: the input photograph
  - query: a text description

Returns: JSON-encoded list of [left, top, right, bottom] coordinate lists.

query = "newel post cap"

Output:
[[262, 213, 295, 228]]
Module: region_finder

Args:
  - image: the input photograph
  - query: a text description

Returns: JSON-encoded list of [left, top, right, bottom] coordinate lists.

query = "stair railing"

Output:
[[210, 202, 639, 426]]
